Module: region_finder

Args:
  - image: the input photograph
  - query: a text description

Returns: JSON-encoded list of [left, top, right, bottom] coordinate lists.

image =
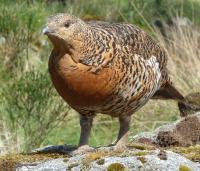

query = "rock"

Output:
[[14, 149, 200, 171], [133, 112, 200, 147], [1, 113, 200, 171], [16, 158, 67, 171]]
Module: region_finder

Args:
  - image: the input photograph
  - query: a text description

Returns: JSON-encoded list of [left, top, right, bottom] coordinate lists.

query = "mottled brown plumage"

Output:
[[43, 13, 185, 151]]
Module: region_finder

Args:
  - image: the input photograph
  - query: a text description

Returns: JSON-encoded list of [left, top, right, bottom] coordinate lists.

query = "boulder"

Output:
[[133, 112, 200, 147], [1, 112, 200, 171]]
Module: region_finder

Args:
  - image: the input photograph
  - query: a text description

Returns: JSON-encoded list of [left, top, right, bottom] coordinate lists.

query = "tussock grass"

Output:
[[157, 22, 200, 93]]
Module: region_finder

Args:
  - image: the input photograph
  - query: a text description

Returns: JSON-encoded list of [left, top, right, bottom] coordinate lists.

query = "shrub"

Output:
[[0, 71, 70, 152]]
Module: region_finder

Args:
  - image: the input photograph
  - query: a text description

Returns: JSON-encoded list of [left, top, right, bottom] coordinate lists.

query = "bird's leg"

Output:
[[77, 114, 94, 152], [114, 116, 131, 149]]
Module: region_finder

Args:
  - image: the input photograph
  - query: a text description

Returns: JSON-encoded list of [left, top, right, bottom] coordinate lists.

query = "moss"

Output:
[[63, 158, 69, 162], [82, 151, 107, 169], [170, 145, 200, 162], [185, 92, 200, 106], [96, 158, 105, 165], [84, 149, 124, 164], [127, 142, 154, 150], [132, 151, 149, 156], [0, 153, 67, 171], [68, 162, 79, 170], [157, 150, 167, 160], [85, 151, 107, 161], [137, 156, 146, 164], [107, 163, 127, 171], [179, 165, 192, 171]]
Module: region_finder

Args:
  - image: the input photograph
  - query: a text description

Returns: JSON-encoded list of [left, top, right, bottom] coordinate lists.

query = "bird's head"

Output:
[[43, 13, 87, 51]]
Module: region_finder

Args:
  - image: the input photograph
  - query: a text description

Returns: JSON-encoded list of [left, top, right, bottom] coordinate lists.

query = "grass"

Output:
[[157, 23, 200, 93], [0, 0, 200, 154], [1, 71, 71, 152]]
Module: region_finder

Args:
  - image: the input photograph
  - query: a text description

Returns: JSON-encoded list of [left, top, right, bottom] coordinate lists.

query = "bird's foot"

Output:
[[107, 140, 128, 152], [71, 145, 95, 155], [108, 140, 116, 147], [114, 141, 128, 152]]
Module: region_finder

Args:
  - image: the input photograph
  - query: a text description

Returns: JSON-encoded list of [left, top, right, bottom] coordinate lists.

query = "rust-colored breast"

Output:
[[49, 53, 117, 108]]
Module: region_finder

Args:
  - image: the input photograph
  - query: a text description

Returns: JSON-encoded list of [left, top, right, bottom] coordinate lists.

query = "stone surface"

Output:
[[1, 113, 200, 171], [133, 112, 200, 147], [16, 158, 67, 171], [15, 149, 200, 171]]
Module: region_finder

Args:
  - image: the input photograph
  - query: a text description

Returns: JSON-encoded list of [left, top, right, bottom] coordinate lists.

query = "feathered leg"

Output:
[[113, 116, 131, 149], [72, 113, 95, 154]]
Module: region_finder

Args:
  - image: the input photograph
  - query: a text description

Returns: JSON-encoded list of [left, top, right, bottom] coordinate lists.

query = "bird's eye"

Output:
[[64, 22, 70, 28]]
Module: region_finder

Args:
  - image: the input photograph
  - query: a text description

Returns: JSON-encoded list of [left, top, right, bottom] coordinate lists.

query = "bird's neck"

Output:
[[52, 38, 84, 63]]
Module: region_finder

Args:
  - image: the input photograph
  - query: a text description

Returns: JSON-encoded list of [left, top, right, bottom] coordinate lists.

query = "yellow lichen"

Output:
[[82, 151, 108, 168], [84, 149, 123, 163], [68, 162, 79, 170], [127, 142, 154, 150], [85, 151, 108, 161], [82, 150, 128, 169], [63, 158, 69, 162], [96, 158, 105, 165], [170, 145, 200, 162], [107, 163, 127, 171], [179, 165, 192, 171], [185, 92, 200, 106], [137, 156, 146, 163], [132, 151, 149, 156], [0, 153, 67, 171]]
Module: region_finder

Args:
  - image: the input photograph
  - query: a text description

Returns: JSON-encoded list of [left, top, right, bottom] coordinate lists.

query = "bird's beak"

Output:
[[42, 26, 55, 35]]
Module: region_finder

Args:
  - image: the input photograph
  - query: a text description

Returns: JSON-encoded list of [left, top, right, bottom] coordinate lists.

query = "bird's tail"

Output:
[[152, 79, 200, 117], [152, 81, 184, 101]]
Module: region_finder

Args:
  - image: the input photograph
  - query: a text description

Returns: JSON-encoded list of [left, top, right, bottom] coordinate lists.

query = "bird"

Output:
[[43, 13, 190, 152]]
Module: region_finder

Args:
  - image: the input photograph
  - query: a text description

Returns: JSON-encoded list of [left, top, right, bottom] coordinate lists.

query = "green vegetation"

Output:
[[171, 145, 200, 162], [1, 71, 70, 152], [137, 156, 146, 164], [179, 165, 192, 171], [0, 0, 200, 153], [107, 163, 127, 171]]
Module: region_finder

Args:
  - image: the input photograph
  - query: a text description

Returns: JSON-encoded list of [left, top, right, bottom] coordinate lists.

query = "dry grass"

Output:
[[156, 19, 200, 93]]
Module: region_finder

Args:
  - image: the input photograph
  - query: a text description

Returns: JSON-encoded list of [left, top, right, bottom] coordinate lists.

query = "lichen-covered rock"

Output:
[[14, 149, 200, 171], [133, 112, 200, 147], [171, 145, 200, 162], [16, 158, 67, 171], [1, 113, 200, 171]]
